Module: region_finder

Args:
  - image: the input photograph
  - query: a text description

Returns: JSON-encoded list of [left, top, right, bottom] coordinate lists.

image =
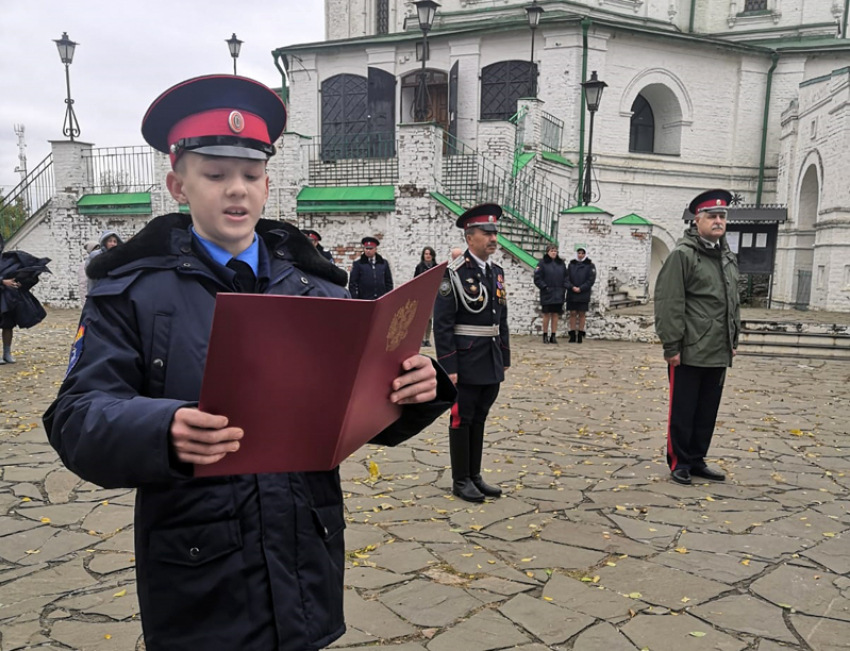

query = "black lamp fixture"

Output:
[[580, 70, 607, 205], [54, 32, 81, 142], [413, 0, 440, 122], [525, 1, 544, 96], [226, 33, 243, 75]]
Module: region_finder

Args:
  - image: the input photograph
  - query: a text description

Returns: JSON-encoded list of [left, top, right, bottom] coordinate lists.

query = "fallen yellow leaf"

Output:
[[40, 517, 51, 523], [113, 589, 127, 598], [689, 631, 706, 638], [629, 592, 642, 599], [741, 559, 750, 566], [543, 596, 553, 601], [368, 461, 380, 481], [674, 548, 688, 554], [104, 634, 112, 640]]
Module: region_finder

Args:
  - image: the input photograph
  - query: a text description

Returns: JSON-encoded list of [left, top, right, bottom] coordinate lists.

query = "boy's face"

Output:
[[166, 153, 269, 255], [104, 236, 119, 250]]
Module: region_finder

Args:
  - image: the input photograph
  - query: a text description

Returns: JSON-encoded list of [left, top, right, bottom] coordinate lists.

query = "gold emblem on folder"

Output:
[[387, 299, 418, 352]]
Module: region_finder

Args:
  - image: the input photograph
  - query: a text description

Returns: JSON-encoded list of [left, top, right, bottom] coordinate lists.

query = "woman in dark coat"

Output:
[[414, 246, 437, 347], [533, 244, 568, 344], [566, 247, 597, 343], [0, 236, 51, 364]]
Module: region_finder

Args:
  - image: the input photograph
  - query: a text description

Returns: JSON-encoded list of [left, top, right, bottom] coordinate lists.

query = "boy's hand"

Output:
[[170, 408, 243, 465], [390, 354, 438, 405]]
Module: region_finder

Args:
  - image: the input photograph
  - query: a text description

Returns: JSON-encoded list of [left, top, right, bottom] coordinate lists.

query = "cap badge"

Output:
[[488, 216, 495, 222], [716, 200, 722, 206], [228, 110, 245, 134]]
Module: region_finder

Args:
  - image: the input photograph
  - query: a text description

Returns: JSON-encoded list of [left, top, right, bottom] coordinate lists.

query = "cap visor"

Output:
[[191, 145, 269, 161]]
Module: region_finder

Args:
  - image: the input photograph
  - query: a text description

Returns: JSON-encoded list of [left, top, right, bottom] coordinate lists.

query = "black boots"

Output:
[[449, 425, 502, 501], [568, 330, 577, 343], [577, 330, 585, 344], [549, 333, 557, 344], [542, 333, 549, 344], [469, 423, 502, 498], [449, 427, 485, 502]]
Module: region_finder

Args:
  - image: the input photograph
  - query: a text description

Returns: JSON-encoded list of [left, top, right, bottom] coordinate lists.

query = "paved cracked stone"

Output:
[[1, 309, 849, 650]]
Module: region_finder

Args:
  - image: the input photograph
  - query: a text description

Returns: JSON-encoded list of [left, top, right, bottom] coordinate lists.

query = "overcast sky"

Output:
[[0, 0, 325, 195]]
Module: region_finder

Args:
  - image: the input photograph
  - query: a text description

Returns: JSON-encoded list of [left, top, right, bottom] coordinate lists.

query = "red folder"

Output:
[[195, 262, 447, 477]]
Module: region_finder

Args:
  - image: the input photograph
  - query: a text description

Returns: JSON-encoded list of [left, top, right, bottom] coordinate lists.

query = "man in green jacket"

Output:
[[654, 189, 741, 486]]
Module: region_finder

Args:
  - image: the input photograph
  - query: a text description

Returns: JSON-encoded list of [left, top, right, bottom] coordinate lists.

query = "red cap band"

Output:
[[167, 108, 270, 164], [463, 214, 498, 227], [694, 198, 728, 213]]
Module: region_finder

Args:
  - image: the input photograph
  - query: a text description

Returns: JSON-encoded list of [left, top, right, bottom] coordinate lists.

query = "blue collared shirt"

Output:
[[190, 227, 259, 275]]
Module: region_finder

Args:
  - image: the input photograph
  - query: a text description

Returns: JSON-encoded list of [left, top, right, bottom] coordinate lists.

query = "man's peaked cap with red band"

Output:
[[141, 75, 287, 166], [302, 229, 322, 242], [456, 203, 502, 232], [689, 189, 733, 216]]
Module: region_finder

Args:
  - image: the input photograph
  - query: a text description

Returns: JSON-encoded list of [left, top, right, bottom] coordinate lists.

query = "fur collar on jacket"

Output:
[[357, 253, 386, 265], [87, 213, 347, 287]]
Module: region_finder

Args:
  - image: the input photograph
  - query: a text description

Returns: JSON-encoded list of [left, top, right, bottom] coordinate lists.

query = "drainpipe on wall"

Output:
[[689, 0, 697, 33], [577, 17, 591, 198], [844, 0, 849, 38], [273, 51, 290, 106], [756, 51, 780, 207]]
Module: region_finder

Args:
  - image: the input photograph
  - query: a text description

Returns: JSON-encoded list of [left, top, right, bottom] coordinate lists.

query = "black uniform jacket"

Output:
[[433, 251, 510, 385], [43, 213, 455, 651], [533, 255, 568, 306], [0, 250, 51, 328], [566, 257, 596, 303], [348, 253, 393, 299]]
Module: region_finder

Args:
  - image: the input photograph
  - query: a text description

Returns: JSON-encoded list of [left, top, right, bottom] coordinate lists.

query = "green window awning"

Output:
[[613, 213, 652, 225], [540, 151, 575, 168], [77, 192, 152, 216], [296, 186, 395, 213]]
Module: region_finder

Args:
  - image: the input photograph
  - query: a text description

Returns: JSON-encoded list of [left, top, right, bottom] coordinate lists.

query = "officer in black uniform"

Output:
[[302, 229, 334, 263], [434, 204, 510, 502], [349, 236, 393, 299]]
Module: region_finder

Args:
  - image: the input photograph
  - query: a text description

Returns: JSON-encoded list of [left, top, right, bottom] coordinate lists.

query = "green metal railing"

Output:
[[1, 154, 54, 243], [438, 132, 567, 245], [540, 111, 564, 153]]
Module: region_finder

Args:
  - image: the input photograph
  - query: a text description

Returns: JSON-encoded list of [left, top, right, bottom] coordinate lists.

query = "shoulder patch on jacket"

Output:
[[65, 322, 87, 379], [439, 279, 452, 297]]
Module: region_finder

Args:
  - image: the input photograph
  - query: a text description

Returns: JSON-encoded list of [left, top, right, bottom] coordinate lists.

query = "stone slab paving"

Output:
[[1, 308, 849, 650]]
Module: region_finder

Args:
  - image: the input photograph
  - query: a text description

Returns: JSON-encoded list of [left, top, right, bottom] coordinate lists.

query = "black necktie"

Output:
[[226, 259, 256, 293], [485, 263, 492, 280]]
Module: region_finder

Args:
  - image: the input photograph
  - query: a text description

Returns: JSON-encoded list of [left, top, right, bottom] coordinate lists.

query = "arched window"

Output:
[[629, 94, 655, 153], [743, 0, 767, 12], [321, 74, 369, 158], [480, 61, 536, 121], [376, 0, 389, 34]]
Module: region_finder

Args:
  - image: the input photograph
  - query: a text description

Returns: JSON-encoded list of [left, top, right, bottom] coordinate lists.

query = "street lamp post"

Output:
[[413, 0, 440, 122], [580, 70, 607, 205], [54, 32, 80, 142], [226, 33, 243, 75], [525, 1, 544, 97]]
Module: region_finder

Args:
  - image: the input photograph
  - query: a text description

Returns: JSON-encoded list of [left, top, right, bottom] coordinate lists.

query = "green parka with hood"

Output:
[[654, 226, 741, 368]]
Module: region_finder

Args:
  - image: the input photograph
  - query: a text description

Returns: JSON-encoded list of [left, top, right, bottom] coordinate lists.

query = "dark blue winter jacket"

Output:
[[349, 253, 393, 299], [43, 213, 454, 651]]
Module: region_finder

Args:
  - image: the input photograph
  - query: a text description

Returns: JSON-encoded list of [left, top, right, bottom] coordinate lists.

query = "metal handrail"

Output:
[[1, 154, 54, 242], [541, 111, 564, 153], [305, 132, 398, 187], [438, 131, 567, 242], [82, 146, 157, 194]]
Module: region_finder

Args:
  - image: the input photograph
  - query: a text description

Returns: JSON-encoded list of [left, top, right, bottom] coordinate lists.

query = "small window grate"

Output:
[[480, 61, 536, 121], [743, 0, 768, 12], [376, 0, 389, 34]]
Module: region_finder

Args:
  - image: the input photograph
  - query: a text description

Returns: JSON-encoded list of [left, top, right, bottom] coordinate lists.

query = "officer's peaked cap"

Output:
[[457, 203, 502, 232], [689, 189, 733, 216], [142, 75, 287, 167]]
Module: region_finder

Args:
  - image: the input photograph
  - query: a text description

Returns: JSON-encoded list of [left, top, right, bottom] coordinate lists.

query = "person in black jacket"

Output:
[[566, 247, 597, 343], [0, 235, 51, 364], [349, 236, 393, 299], [302, 228, 334, 263], [42, 75, 455, 651], [533, 244, 568, 344], [414, 246, 437, 346]]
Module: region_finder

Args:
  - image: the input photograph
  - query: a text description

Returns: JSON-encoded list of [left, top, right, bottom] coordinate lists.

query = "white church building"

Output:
[[3, 0, 850, 329]]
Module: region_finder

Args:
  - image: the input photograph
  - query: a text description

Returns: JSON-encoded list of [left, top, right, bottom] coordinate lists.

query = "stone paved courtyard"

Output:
[[1, 308, 848, 651]]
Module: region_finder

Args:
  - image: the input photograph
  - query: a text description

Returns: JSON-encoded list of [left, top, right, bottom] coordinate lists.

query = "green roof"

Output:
[[540, 151, 575, 168], [560, 205, 611, 215], [612, 213, 652, 225], [77, 192, 152, 216], [296, 186, 395, 213]]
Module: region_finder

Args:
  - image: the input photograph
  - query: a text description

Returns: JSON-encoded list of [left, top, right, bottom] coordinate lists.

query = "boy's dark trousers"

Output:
[[666, 364, 726, 471]]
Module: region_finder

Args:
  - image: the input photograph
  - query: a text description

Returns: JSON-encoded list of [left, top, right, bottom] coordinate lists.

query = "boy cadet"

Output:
[[433, 204, 510, 502], [654, 189, 740, 486], [43, 75, 455, 651]]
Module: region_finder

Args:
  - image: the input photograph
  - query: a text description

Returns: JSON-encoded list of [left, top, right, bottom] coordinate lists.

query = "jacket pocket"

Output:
[[455, 335, 475, 352], [144, 520, 248, 646], [299, 502, 346, 642], [683, 319, 711, 347]]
